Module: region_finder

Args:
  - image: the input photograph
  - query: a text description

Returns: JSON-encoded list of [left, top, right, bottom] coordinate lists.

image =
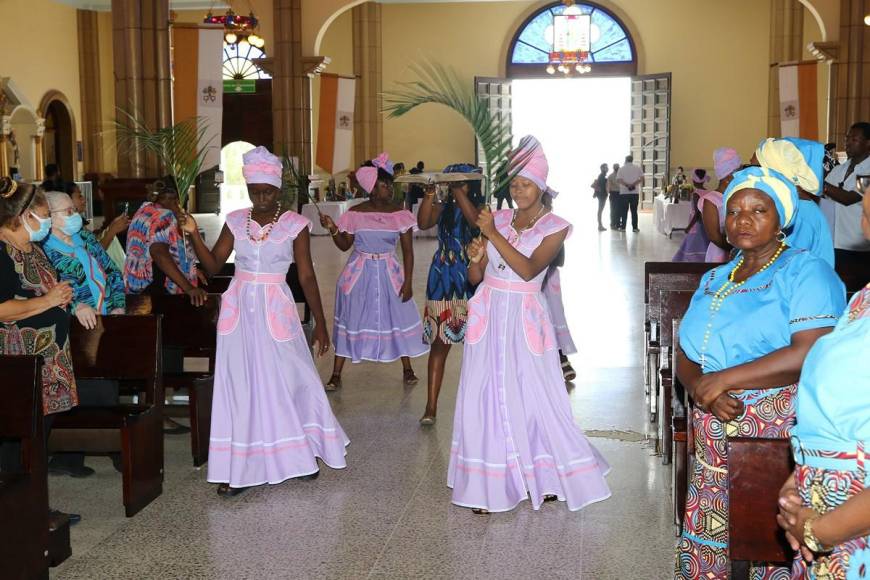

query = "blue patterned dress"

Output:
[[43, 230, 125, 313], [422, 202, 477, 344]]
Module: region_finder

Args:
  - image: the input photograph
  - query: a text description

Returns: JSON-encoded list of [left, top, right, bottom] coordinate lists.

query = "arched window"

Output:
[[223, 43, 272, 80], [507, 2, 637, 77]]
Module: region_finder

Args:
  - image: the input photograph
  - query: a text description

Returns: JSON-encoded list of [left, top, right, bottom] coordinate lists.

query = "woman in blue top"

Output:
[[755, 137, 835, 268], [416, 164, 482, 425], [43, 192, 125, 330], [777, 191, 870, 579], [674, 166, 846, 579]]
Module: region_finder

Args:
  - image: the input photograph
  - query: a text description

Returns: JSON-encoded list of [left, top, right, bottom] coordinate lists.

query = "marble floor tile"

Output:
[[51, 212, 684, 579]]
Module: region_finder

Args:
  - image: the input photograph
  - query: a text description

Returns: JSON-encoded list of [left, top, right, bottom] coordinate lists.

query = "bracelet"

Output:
[[330, 228, 339, 237]]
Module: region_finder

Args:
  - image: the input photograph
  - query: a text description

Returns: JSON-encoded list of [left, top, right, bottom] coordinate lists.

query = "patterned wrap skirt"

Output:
[[675, 385, 797, 580], [790, 440, 870, 579], [423, 298, 468, 345]]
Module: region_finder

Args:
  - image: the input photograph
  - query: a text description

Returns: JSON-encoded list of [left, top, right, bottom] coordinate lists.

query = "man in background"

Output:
[[616, 155, 643, 232], [607, 162, 621, 229]]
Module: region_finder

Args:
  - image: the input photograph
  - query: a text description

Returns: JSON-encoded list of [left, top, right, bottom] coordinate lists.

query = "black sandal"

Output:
[[471, 508, 490, 515], [325, 374, 342, 392], [403, 368, 419, 385], [543, 494, 558, 503], [217, 483, 249, 497]]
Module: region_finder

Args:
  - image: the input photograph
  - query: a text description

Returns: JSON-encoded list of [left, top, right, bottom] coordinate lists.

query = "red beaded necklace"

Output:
[[246, 202, 282, 242]]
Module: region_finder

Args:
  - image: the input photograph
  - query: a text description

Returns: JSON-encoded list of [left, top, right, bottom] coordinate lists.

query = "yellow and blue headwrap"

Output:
[[755, 137, 825, 196], [723, 166, 798, 229]]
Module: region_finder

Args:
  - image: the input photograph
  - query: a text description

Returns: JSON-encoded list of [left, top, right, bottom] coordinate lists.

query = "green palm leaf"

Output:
[[382, 61, 531, 202], [114, 108, 215, 208]]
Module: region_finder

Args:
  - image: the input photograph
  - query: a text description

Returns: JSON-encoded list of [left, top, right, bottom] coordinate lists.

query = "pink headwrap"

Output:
[[691, 169, 711, 185], [356, 152, 394, 194], [242, 146, 283, 189], [713, 147, 741, 180], [511, 135, 559, 198]]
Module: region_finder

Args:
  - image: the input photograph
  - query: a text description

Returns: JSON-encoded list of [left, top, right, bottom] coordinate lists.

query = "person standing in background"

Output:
[[592, 163, 608, 231], [616, 155, 643, 232], [607, 163, 621, 230]]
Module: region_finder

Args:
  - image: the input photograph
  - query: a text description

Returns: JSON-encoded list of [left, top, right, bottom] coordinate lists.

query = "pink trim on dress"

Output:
[[337, 210, 417, 234], [521, 294, 557, 355], [224, 209, 311, 244], [465, 286, 492, 344], [264, 284, 302, 342]]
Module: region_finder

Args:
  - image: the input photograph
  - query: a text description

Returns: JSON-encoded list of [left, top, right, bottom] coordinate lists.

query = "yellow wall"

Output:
[[373, 0, 773, 173], [1, 0, 82, 179], [312, 8, 355, 173]]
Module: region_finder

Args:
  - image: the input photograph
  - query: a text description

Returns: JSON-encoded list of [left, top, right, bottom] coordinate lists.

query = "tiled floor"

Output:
[[51, 210, 682, 579]]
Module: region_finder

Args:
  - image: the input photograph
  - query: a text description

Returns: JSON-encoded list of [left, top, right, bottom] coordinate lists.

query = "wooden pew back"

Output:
[[727, 437, 794, 565], [0, 355, 50, 579], [658, 290, 695, 350], [644, 261, 713, 304]]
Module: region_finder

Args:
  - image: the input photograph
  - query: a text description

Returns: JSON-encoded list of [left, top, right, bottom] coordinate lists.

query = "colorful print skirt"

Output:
[[675, 385, 797, 580], [422, 298, 468, 345], [791, 447, 869, 579]]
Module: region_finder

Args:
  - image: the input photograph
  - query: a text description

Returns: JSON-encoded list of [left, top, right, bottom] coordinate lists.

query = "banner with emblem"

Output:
[[778, 61, 818, 140], [315, 73, 356, 174], [171, 23, 224, 171]]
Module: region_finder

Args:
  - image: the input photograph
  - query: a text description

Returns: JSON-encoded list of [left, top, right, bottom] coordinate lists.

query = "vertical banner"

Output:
[[316, 73, 356, 174], [778, 62, 818, 140], [171, 24, 224, 171]]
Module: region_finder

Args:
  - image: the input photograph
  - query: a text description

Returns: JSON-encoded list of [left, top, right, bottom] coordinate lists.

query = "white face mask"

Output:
[[23, 212, 52, 242]]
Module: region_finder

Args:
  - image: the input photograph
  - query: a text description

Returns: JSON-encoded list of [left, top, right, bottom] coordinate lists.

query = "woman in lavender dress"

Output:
[[184, 146, 348, 496], [320, 153, 428, 390], [448, 136, 611, 514]]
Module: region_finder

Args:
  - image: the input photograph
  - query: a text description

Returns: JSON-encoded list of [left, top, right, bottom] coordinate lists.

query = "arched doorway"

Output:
[[219, 141, 256, 215], [8, 106, 39, 182], [39, 92, 77, 182]]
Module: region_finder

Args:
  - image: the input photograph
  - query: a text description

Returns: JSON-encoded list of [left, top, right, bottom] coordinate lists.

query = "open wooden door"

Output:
[[630, 73, 671, 209]]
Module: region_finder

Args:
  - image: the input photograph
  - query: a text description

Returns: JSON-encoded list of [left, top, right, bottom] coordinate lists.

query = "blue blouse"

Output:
[[680, 248, 845, 379], [793, 286, 870, 448], [787, 200, 835, 268]]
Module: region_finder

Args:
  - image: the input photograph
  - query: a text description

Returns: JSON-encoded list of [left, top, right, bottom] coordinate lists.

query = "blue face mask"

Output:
[[24, 212, 51, 242], [59, 212, 83, 236]]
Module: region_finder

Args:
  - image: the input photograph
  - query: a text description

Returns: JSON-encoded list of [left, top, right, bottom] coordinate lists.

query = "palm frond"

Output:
[[114, 108, 215, 208], [382, 61, 528, 201]]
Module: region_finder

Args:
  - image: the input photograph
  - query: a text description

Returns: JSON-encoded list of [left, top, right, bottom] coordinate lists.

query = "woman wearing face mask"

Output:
[[43, 192, 125, 330], [0, 177, 79, 527], [63, 182, 129, 270]]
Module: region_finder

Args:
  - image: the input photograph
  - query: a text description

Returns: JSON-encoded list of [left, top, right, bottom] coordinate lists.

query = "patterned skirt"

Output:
[[675, 385, 797, 580], [422, 298, 468, 345], [790, 443, 870, 579]]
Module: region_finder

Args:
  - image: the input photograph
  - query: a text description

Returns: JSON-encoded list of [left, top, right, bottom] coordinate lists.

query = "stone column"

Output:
[[273, 0, 312, 173], [112, 0, 172, 177], [829, 0, 870, 148], [768, 0, 805, 136], [353, 2, 383, 164], [77, 10, 104, 174]]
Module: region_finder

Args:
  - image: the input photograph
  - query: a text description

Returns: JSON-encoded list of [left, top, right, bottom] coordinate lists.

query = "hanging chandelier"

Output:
[[204, 2, 265, 49], [546, 1, 592, 76]]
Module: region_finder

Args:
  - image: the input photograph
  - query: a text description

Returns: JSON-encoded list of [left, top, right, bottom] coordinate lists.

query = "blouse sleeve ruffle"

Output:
[[784, 252, 846, 333]]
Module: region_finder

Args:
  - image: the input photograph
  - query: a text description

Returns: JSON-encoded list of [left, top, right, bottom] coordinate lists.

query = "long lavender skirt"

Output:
[[207, 282, 349, 487], [333, 256, 429, 363], [543, 268, 577, 355], [448, 288, 611, 512], [673, 224, 710, 263]]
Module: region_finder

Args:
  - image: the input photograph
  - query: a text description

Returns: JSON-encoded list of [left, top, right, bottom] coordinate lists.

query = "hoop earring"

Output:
[[776, 230, 786, 243]]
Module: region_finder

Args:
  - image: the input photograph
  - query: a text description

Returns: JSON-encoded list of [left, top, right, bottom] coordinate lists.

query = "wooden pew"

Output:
[[0, 356, 54, 579], [670, 320, 690, 534], [55, 315, 163, 517], [644, 262, 713, 423], [126, 294, 221, 467], [656, 290, 694, 463], [727, 437, 794, 578]]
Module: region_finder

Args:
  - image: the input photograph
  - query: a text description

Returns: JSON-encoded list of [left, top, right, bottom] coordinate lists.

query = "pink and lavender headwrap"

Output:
[[713, 147, 741, 180], [356, 152, 394, 194], [691, 169, 711, 186], [242, 146, 283, 189], [511, 135, 559, 198]]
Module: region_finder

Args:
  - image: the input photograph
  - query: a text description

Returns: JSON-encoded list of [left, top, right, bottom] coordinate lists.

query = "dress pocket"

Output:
[[521, 294, 556, 355], [465, 286, 491, 345], [385, 254, 404, 296], [337, 253, 365, 295], [265, 284, 302, 342], [216, 280, 241, 335]]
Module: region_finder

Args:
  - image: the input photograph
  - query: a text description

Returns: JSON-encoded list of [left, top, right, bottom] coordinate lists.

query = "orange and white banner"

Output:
[[171, 24, 224, 171], [316, 73, 356, 174], [778, 62, 818, 140]]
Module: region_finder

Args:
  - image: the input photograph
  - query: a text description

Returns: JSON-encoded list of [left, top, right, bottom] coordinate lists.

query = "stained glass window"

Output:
[[510, 3, 634, 65], [223, 43, 271, 80]]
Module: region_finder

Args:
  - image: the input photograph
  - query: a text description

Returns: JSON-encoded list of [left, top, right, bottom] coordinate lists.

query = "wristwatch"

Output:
[[803, 515, 832, 553]]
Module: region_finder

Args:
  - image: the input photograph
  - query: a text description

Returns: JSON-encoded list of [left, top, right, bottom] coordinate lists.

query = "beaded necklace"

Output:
[[698, 243, 786, 371], [498, 206, 548, 271], [246, 202, 282, 243]]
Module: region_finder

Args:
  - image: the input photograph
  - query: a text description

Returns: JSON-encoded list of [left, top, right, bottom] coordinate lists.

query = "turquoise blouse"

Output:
[[793, 286, 870, 450], [787, 199, 835, 268], [680, 248, 845, 383]]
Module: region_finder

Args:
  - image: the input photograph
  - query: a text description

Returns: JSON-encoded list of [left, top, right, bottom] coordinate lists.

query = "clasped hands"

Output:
[[467, 208, 497, 264], [693, 372, 745, 422]]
